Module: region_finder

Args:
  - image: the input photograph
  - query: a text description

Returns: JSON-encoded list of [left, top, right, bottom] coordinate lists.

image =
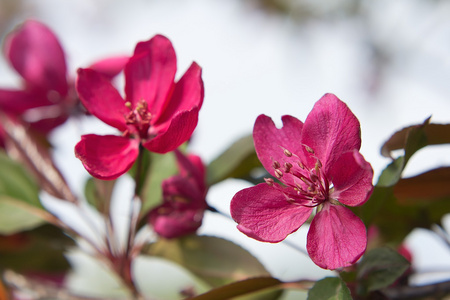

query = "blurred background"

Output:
[[1, 0, 450, 296]]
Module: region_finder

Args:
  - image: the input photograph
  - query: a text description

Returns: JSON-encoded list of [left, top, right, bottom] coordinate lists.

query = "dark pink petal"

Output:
[[231, 183, 312, 243], [29, 113, 68, 134], [75, 134, 139, 180], [142, 107, 199, 154], [307, 203, 367, 270], [4, 20, 67, 95], [149, 206, 203, 239], [76, 68, 128, 131], [253, 114, 303, 180], [155, 62, 204, 125], [88, 55, 129, 80], [125, 35, 176, 118], [174, 150, 206, 192], [301, 94, 361, 168], [0, 89, 50, 113], [328, 150, 374, 207]]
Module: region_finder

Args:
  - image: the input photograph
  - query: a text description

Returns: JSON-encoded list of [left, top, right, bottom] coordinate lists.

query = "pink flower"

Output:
[[75, 35, 204, 180], [148, 150, 208, 239], [0, 20, 127, 134], [230, 94, 373, 270]]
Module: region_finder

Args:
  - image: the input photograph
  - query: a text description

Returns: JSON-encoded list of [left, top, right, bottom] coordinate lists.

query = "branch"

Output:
[[382, 280, 450, 299]]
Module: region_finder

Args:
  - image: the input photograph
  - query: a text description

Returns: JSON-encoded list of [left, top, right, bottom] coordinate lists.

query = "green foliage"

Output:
[[188, 277, 284, 300], [84, 177, 116, 214], [354, 119, 450, 244], [0, 151, 47, 234], [138, 151, 178, 217], [146, 235, 272, 288], [307, 277, 352, 300], [0, 224, 72, 273], [356, 247, 410, 294], [207, 134, 263, 186]]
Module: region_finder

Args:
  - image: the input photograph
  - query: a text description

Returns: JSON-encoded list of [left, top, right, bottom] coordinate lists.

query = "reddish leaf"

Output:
[[394, 167, 450, 204], [187, 277, 311, 300], [381, 121, 450, 158]]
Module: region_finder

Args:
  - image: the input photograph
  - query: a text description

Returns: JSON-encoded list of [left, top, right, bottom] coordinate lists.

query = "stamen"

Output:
[[264, 178, 275, 186], [125, 101, 132, 109], [275, 169, 283, 179], [283, 149, 293, 157], [272, 161, 281, 169], [284, 162, 293, 173], [304, 145, 315, 154]]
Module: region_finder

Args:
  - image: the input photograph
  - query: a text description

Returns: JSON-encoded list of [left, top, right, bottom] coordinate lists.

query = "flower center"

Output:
[[266, 145, 331, 207], [124, 100, 152, 139]]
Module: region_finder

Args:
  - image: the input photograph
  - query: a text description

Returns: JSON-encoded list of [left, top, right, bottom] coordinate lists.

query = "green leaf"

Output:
[[0, 197, 46, 234], [188, 277, 283, 300], [0, 151, 41, 206], [0, 224, 72, 272], [378, 118, 431, 187], [145, 235, 271, 288], [357, 247, 410, 293], [0, 151, 46, 234], [84, 177, 116, 214], [307, 277, 352, 300], [139, 151, 178, 217], [207, 134, 263, 186]]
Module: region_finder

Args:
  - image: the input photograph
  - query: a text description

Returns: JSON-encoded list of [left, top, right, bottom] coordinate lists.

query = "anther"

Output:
[[304, 145, 315, 154], [125, 101, 132, 109], [275, 169, 283, 179], [310, 173, 319, 183], [316, 159, 322, 168], [297, 161, 305, 169], [283, 149, 293, 157], [264, 178, 275, 186], [272, 161, 281, 169], [284, 162, 293, 173]]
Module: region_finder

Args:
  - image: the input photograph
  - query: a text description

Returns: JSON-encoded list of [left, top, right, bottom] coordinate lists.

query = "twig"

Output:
[[382, 279, 450, 299]]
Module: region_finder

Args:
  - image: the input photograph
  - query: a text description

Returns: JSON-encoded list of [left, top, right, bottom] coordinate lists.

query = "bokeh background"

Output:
[[1, 0, 450, 297]]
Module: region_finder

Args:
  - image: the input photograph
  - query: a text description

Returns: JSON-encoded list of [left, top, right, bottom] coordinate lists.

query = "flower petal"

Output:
[[142, 107, 199, 154], [155, 62, 204, 125], [174, 149, 206, 192], [230, 183, 312, 243], [253, 114, 303, 179], [328, 150, 374, 207], [4, 20, 67, 95], [76, 68, 128, 131], [88, 55, 129, 80], [149, 206, 204, 239], [301, 94, 361, 168], [75, 134, 139, 180], [0, 89, 49, 113], [161, 175, 205, 207], [307, 204, 367, 270], [125, 35, 176, 119]]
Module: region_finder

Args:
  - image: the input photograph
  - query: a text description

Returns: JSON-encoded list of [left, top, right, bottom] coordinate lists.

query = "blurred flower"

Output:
[[0, 19, 128, 139], [230, 93, 374, 270], [148, 150, 208, 239], [75, 35, 204, 180]]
